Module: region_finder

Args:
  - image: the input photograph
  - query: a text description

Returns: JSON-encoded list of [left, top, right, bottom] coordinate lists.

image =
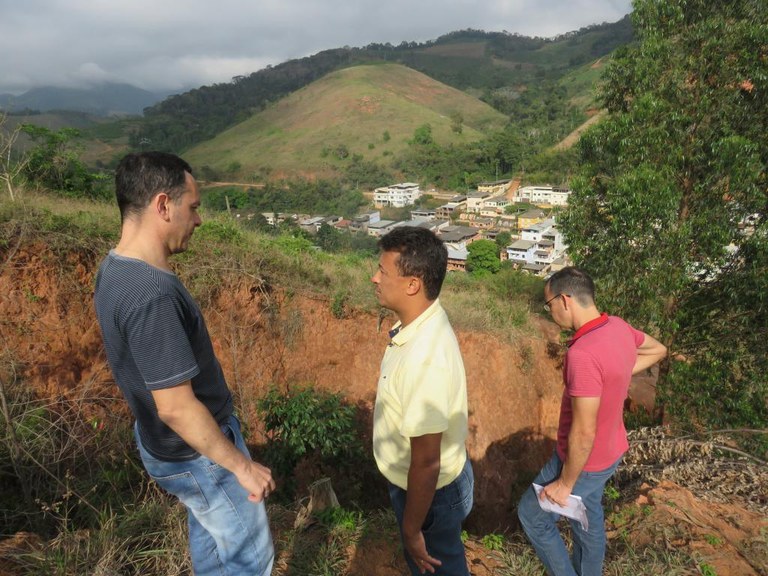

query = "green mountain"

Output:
[[136, 17, 633, 153], [183, 63, 507, 180]]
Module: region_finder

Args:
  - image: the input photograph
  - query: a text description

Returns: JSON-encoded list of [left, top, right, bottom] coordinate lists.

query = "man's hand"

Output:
[[403, 529, 442, 574], [152, 383, 277, 503], [541, 478, 572, 508], [235, 460, 276, 503]]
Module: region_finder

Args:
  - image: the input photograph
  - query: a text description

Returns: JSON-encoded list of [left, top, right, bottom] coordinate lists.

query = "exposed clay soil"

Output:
[[0, 240, 765, 575]]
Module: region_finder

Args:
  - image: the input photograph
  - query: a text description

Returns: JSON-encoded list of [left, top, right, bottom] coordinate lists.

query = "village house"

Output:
[[465, 191, 491, 214], [410, 208, 436, 221], [480, 196, 511, 216], [445, 243, 469, 272], [477, 179, 513, 196], [261, 212, 297, 227], [514, 185, 571, 207], [373, 182, 422, 208], [505, 217, 569, 276], [349, 210, 381, 233], [299, 215, 343, 234], [516, 208, 548, 232], [367, 219, 399, 237], [438, 225, 480, 244]]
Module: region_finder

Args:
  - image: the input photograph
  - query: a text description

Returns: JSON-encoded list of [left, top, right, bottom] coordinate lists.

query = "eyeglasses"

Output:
[[543, 293, 569, 313]]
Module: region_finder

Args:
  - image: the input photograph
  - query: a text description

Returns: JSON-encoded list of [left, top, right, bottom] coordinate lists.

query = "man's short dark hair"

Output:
[[378, 226, 447, 300], [115, 152, 193, 221], [547, 266, 595, 307]]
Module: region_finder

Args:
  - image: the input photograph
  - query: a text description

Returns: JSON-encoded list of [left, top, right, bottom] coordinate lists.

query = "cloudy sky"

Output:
[[0, 0, 632, 95]]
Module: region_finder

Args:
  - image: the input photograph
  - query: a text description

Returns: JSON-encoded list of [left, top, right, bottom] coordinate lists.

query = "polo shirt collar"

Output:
[[567, 312, 609, 347], [388, 299, 441, 347]]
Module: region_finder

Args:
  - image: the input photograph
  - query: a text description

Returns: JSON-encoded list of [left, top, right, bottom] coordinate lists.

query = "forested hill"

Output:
[[134, 16, 633, 152]]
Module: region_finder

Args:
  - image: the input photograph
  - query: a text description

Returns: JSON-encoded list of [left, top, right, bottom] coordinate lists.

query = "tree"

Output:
[[411, 124, 434, 146], [494, 232, 512, 251], [559, 0, 767, 441], [21, 125, 106, 198], [315, 223, 346, 252], [0, 113, 29, 200], [466, 240, 501, 277]]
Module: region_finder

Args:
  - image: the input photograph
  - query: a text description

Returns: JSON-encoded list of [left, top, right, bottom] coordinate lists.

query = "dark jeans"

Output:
[[388, 457, 474, 576]]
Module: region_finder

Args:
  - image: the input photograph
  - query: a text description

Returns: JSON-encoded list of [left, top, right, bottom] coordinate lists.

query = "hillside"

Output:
[[137, 18, 633, 153], [0, 194, 765, 575], [183, 63, 507, 180]]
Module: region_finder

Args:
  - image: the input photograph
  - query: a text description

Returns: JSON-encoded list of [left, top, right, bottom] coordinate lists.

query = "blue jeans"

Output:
[[135, 415, 274, 576], [518, 452, 621, 576], [388, 457, 474, 576]]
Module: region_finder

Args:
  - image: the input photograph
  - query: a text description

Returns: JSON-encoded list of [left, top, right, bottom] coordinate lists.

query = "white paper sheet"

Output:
[[532, 483, 589, 531]]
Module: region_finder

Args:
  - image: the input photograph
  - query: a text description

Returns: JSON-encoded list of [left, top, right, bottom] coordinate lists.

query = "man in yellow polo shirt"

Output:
[[372, 226, 473, 576]]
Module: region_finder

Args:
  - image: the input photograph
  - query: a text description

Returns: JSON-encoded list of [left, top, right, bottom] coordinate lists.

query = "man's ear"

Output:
[[405, 276, 422, 296], [154, 192, 172, 221]]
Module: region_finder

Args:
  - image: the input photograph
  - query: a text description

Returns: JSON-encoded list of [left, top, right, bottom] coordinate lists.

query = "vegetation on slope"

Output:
[[183, 63, 507, 181]]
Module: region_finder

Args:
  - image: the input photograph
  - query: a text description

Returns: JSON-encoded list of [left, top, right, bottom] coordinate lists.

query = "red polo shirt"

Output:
[[556, 314, 646, 471]]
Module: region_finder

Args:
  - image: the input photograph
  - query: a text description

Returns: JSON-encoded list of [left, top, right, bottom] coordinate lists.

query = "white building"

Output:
[[465, 191, 491, 214], [507, 217, 569, 275], [515, 186, 571, 206], [373, 182, 422, 208]]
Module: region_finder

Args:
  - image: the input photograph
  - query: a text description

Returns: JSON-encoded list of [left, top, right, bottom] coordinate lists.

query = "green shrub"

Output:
[[256, 385, 365, 495]]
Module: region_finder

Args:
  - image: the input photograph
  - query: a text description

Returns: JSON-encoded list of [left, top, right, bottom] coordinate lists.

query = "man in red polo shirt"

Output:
[[518, 266, 667, 576]]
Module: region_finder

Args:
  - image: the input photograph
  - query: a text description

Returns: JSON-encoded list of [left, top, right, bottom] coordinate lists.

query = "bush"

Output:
[[256, 385, 367, 496]]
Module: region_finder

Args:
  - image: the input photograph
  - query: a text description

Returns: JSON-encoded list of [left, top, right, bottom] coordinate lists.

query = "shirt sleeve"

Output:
[[566, 348, 603, 398], [124, 295, 200, 389], [398, 362, 451, 438]]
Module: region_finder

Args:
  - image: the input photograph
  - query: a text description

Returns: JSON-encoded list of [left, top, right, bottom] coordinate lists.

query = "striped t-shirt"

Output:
[[94, 251, 232, 461]]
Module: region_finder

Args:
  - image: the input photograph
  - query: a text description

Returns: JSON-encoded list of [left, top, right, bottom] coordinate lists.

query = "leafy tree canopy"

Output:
[[560, 0, 767, 443], [467, 239, 501, 277]]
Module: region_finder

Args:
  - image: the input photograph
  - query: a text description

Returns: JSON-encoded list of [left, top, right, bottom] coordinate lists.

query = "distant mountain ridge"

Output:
[[136, 17, 634, 152], [0, 83, 174, 116]]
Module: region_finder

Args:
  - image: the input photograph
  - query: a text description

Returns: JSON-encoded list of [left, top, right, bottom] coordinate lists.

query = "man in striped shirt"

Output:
[[94, 152, 274, 575]]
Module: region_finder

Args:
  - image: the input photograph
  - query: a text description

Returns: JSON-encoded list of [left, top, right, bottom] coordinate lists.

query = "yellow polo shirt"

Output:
[[373, 299, 468, 490]]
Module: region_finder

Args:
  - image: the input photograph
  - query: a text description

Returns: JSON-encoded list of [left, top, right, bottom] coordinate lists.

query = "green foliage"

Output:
[[481, 532, 505, 551], [559, 0, 768, 445], [704, 534, 723, 547], [315, 506, 363, 533], [20, 124, 110, 200], [466, 239, 501, 276], [274, 232, 314, 255], [411, 124, 434, 146], [316, 223, 345, 252], [0, 376, 144, 536], [193, 219, 245, 245], [256, 385, 365, 493], [604, 483, 620, 502], [343, 155, 392, 189], [494, 231, 512, 251], [202, 179, 367, 220]]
